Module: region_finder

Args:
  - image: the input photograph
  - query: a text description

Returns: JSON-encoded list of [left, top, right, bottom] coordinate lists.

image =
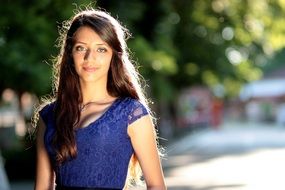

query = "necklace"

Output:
[[80, 101, 100, 112], [80, 99, 116, 112]]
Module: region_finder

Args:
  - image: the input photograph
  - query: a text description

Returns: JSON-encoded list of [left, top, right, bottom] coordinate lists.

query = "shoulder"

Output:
[[120, 97, 149, 125], [39, 101, 56, 115], [120, 97, 147, 109], [39, 101, 56, 124]]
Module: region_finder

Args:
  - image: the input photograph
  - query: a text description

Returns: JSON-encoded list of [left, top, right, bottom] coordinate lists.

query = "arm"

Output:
[[34, 116, 55, 190], [128, 115, 166, 190]]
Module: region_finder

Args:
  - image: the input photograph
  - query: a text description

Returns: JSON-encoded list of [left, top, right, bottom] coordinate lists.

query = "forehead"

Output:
[[73, 26, 104, 43]]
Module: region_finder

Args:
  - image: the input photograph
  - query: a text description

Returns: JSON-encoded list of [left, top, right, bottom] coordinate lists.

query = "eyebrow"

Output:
[[74, 41, 107, 46]]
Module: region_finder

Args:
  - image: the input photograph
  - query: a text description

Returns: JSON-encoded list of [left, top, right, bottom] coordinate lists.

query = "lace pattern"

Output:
[[39, 97, 149, 189]]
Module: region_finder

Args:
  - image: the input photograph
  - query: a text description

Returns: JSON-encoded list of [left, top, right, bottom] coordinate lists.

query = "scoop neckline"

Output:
[[76, 97, 121, 131]]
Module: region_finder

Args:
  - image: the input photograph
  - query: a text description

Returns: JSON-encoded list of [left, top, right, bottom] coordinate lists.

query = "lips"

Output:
[[83, 66, 98, 72]]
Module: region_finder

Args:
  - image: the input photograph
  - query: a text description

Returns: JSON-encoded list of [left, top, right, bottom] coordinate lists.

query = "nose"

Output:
[[84, 49, 96, 61]]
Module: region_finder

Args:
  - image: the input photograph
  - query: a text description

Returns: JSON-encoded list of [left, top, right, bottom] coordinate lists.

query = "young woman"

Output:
[[34, 8, 166, 190]]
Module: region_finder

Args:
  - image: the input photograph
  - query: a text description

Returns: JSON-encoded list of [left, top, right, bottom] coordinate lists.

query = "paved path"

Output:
[[163, 121, 285, 190], [9, 121, 285, 190]]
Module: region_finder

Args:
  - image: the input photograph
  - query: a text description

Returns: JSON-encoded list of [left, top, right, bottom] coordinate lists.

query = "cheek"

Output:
[[74, 64, 80, 72], [73, 59, 81, 73], [106, 57, 113, 69], [72, 54, 81, 63], [98, 55, 112, 66], [72, 54, 82, 65]]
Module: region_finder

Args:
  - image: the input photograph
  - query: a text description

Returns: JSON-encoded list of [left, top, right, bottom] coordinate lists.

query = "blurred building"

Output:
[[176, 86, 223, 129], [240, 78, 285, 124]]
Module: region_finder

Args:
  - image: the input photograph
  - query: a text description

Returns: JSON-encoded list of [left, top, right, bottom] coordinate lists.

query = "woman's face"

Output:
[[72, 26, 113, 85]]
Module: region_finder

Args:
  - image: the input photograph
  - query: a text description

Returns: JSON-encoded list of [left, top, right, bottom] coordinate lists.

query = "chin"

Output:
[[81, 76, 107, 84]]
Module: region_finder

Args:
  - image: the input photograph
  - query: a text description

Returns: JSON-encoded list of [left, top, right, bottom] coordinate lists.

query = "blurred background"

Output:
[[1, 0, 285, 189]]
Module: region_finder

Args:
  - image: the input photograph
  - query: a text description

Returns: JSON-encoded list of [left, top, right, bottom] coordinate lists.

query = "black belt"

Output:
[[55, 186, 121, 190]]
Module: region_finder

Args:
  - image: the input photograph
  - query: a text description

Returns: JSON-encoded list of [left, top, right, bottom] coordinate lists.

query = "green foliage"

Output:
[[0, 0, 92, 95], [171, 0, 285, 97], [1, 0, 285, 100]]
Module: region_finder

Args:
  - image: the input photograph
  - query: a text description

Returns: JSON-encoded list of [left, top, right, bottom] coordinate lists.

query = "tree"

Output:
[[171, 0, 285, 97], [2, 0, 285, 105], [0, 0, 94, 96], [0, 0, 95, 122]]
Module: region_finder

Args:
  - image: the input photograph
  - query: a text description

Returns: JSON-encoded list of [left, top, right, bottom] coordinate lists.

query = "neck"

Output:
[[80, 81, 112, 104]]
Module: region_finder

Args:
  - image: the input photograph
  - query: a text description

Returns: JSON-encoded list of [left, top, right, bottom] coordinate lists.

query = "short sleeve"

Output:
[[127, 99, 149, 125], [39, 102, 55, 125]]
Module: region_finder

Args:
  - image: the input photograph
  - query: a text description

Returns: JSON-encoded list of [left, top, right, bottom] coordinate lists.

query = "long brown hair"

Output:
[[31, 8, 152, 185]]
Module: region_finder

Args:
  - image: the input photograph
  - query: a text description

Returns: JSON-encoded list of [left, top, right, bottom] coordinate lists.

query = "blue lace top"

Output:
[[39, 97, 149, 189]]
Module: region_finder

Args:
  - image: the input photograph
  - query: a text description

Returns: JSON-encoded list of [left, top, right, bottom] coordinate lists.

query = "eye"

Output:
[[97, 47, 107, 53], [74, 45, 87, 52]]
